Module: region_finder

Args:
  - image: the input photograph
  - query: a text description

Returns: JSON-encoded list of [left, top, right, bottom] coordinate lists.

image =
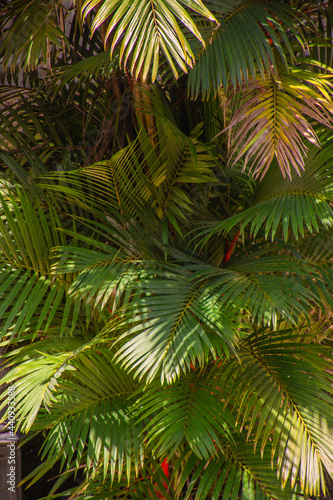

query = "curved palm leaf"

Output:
[[0, 341, 79, 431], [188, 0, 307, 97], [136, 369, 236, 460], [218, 326, 333, 497], [79, 0, 217, 82], [223, 65, 333, 178], [0, 186, 93, 340], [174, 444, 297, 500], [0, 0, 69, 72], [298, 227, 333, 264], [0, 340, 143, 486], [111, 253, 318, 383], [42, 118, 218, 232], [54, 240, 146, 315], [189, 254, 319, 327], [116, 280, 238, 383], [199, 134, 333, 245], [0, 85, 81, 161], [40, 455, 175, 499]]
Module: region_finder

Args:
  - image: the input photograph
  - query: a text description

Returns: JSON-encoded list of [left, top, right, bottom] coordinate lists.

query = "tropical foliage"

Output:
[[0, 1, 333, 499]]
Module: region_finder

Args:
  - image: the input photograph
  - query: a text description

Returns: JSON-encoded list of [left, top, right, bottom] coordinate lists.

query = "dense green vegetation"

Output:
[[0, 1, 333, 498]]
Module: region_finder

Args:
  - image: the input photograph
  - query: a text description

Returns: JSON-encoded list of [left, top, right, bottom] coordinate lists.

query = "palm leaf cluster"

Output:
[[0, 1, 333, 499], [223, 65, 333, 178]]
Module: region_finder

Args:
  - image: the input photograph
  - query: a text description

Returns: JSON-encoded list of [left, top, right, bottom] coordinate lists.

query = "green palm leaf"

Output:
[[199, 134, 333, 245], [43, 118, 217, 232], [0, 0, 68, 72], [223, 66, 333, 178], [80, 0, 216, 81], [174, 442, 298, 500], [190, 254, 318, 327], [1, 342, 143, 485], [219, 326, 333, 497], [115, 264, 241, 384], [38, 353, 143, 484], [188, 1, 306, 97], [136, 368, 235, 460], [55, 243, 144, 312], [0, 187, 92, 339], [297, 228, 333, 263], [0, 344, 77, 431], [0, 85, 85, 165]]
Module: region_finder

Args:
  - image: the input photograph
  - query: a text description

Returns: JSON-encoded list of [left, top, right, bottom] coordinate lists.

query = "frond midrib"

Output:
[[239, 341, 327, 479]]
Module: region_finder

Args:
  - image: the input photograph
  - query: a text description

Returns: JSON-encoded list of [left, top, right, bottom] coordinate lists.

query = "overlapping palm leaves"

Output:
[[1, 0, 333, 182], [0, 183, 83, 340], [0, 1, 333, 499], [78, 0, 216, 82], [0, 113, 332, 499], [0, 0, 68, 73], [222, 64, 333, 179], [0, 1, 128, 168], [200, 131, 333, 242], [187, 0, 307, 97]]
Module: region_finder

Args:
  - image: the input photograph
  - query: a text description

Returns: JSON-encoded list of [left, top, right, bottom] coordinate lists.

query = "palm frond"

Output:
[[199, 134, 333, 244], [175, 445, 297, 500], [54, 242, 144, 314], [0, 84, 86, 167], [0, 186, 93, 339], [0, 341, 144, 486], [190, 254, 319, 327], [0, 341, 78, 431], [308, 5, 333, 69], [297, 227, 333, 264], [79, 0, 216, 82], [115, 264, 240, 384], [39, 455, 175, 499], [50, 51, 117, 89], [0, 0, 69, 73], [42, 119, 217, 230], [188, 1, 307, 97], [136, 368, 235, 460], [219, 326, 333, 497], [222, 65, 333, 179]]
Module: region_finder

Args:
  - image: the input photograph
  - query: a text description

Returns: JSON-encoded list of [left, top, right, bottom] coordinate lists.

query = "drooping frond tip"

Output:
[[220, 67, 333, 179]]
